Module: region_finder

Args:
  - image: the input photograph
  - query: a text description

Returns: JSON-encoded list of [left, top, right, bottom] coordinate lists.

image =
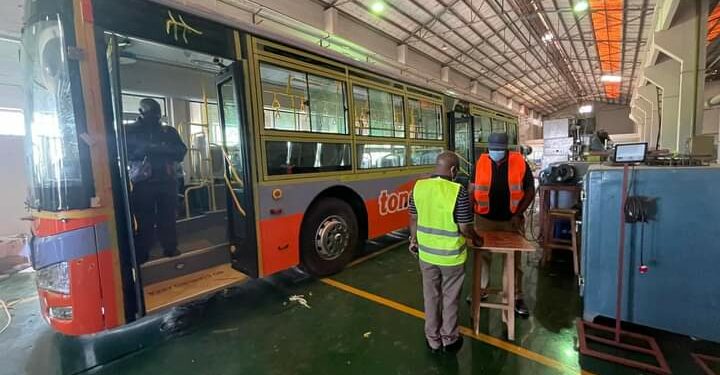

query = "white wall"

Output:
[[547, 102, 636, 135], [0, 40, 22, 109], [0, 136, 28, 236], [595, 104, 635, 134], [0, 39, 27, 236]]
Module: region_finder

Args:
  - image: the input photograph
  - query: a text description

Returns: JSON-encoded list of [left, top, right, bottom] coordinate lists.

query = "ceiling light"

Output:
[[541, 32, 554, 42], [441, 44, 448, 50], [578, 104, 593, 114], [573, 0, 589, 12], [370, 2, 385, 13], [600, 74, 622, 83]]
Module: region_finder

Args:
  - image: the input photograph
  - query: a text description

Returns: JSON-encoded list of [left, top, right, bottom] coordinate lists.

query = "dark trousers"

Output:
[[131, 180, 178, 263]]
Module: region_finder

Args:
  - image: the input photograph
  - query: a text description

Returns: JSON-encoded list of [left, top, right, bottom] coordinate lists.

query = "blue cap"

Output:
[[488, 133, 509, 150]]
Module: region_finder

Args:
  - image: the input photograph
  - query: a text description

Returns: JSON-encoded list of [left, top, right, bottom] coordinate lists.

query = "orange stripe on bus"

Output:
[[259, 213, 303, 276], [97, 249, 121, 328]]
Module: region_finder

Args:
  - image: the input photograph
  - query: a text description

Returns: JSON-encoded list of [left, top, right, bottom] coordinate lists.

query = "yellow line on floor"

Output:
[[345, 241, 406, 269], [7, 296, 38, 307], [320, 277, 593, 375]]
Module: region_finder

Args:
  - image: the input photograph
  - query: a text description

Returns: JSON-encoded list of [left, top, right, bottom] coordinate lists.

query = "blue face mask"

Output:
[[489, 150, 506, 162]]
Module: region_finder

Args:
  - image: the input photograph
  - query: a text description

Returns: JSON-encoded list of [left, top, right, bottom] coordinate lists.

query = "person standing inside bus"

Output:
[[408, 152, 483, 353], [470, 133, 535, 317], [126, 98, 188, 263]]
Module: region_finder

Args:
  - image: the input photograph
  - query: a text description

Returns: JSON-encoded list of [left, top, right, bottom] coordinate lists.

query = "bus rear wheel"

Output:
[[300, 198, 359, 277]]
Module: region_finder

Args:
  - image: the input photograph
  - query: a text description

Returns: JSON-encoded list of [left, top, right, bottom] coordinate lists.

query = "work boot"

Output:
[[443, 336, 464, 353], [465, 292, 489, 304], [425, 339, 441, 354], [515, 299, 530, 318]]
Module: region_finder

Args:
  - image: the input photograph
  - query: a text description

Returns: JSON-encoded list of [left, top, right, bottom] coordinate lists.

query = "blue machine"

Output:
[[581, 165, 720, 343]]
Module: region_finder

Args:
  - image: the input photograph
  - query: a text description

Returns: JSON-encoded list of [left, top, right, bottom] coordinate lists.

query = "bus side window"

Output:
[[266, 141, 290, 175]]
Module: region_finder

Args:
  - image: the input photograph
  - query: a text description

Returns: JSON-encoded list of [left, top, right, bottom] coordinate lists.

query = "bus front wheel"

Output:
[[300, 198, 359, 276]]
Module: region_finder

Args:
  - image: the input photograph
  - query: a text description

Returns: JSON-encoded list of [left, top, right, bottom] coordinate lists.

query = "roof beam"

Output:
[[628, 0, 650, 105], [346, 0, 556, 112], [547, 0, 597, 101], [508, 0, 586, 100], [382, 0, 559, 111]]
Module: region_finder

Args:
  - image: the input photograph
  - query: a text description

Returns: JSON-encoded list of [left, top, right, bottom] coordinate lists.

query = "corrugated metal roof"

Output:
[[321, 0, 655, 114]]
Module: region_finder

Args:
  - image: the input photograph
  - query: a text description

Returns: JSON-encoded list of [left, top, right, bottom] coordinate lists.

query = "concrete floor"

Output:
[[1, 243, 719, 375]]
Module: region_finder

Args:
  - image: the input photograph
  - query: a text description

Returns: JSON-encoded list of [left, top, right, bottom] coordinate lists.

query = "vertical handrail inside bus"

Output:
[[453, 151, 473, 177], [221, 146, 246, 216]]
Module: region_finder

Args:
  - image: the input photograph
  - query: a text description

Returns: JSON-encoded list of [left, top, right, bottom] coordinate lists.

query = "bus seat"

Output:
[[209, 144, 224, 179], [380, 154, 401, 168]]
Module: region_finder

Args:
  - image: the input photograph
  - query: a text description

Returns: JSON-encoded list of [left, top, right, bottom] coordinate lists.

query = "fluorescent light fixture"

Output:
[[578, 104, 593, 114], [574, 0, 589, 12], [541, 32, 554, 42], [600, 74, 622, 83], [370, 2, 384, 13]]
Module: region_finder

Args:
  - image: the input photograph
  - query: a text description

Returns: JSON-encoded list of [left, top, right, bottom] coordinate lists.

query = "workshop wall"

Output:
[[0, 135, 28, 236], [0, 39, 27, 236], [546, 102, 636, 135]]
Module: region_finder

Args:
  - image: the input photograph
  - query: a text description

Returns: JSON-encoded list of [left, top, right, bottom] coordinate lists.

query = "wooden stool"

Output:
[[470, 231, 535, 341], [542, 208, 580, 275]]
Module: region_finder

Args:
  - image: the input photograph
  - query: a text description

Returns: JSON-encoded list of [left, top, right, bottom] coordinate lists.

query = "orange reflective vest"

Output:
[[473, 151, 526, 215]]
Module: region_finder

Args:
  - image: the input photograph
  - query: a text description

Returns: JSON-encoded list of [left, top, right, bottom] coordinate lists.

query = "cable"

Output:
[[655, 87, 662, 150], [640, 222, 646, 270], [0, 299, 10, 335], [523, 187, 542, 242]]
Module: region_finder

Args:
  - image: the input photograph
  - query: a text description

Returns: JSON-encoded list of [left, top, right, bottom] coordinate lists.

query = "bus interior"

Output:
[[109, 34, 247, 312]]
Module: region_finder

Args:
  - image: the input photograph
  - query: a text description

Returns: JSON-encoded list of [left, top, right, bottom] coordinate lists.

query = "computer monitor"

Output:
[[613, 142, 648, 164]]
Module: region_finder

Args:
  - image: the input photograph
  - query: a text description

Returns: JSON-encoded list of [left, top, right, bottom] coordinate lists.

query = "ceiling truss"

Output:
[[320, 0, 655, 114]]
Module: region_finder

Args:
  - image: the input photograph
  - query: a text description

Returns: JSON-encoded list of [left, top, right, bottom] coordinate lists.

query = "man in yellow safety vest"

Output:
[[409, 151, 483, 353]]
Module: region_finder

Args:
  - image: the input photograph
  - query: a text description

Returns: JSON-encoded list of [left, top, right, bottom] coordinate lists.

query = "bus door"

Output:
[[216, 63, 259, 277], [449, 112, 475, 185], [103, 32, 251, 310]]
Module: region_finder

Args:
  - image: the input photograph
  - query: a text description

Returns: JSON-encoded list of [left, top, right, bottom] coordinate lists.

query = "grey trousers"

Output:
[[420, 260, 465, 349]]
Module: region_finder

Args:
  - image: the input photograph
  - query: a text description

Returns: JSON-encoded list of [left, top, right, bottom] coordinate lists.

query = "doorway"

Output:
[[105, 34, 253, 312]]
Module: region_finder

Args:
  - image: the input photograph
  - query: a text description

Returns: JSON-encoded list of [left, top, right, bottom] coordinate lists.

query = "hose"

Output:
[[0, 299, 10, 335]]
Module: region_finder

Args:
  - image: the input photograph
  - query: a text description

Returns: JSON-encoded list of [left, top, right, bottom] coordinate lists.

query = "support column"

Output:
[[470, 80, 479, 95], [650, 0, 709, 152], [644, 60, 681, 150], [323, 7, 337, 34], [441, 66, 450, 83], [397, 44, 407, 65], [631, 109, 644, 139], [637, 84, 660, 148]]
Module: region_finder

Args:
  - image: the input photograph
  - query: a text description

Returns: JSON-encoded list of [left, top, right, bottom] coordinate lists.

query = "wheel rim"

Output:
[[314, 215, 350, 261]]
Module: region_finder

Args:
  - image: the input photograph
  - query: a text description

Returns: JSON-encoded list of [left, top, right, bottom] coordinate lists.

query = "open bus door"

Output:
[[449, 111, 475, 186], [215, 62, 259, 278], [105, 33, 145, 318]]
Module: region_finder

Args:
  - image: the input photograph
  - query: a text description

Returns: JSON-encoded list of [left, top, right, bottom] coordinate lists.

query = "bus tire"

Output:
[[300, 198, 359, 277]]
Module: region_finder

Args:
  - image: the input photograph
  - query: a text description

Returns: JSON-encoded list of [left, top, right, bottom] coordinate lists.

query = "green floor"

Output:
[[1, 244, 718, 375]]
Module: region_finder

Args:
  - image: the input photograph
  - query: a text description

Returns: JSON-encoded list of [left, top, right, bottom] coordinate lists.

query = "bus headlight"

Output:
[[48, 306, 73, 320], [36, 262, 70, 294]]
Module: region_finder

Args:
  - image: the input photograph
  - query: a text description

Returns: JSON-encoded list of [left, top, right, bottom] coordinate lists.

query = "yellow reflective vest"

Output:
[[413, 177, 467, 266]]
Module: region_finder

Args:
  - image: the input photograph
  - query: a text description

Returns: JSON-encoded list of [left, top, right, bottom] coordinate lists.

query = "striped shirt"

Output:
[[408, 176, 474, 225]]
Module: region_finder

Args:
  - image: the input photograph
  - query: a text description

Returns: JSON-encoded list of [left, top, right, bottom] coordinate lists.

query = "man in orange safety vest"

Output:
[[470, 132, 535, 317]]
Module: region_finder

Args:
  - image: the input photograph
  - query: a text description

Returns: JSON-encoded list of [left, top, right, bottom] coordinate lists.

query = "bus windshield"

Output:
[[22, 16, 91, 211]]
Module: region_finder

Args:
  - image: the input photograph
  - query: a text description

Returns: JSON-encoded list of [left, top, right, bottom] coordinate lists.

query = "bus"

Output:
[[22, 0, 520, 336]]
